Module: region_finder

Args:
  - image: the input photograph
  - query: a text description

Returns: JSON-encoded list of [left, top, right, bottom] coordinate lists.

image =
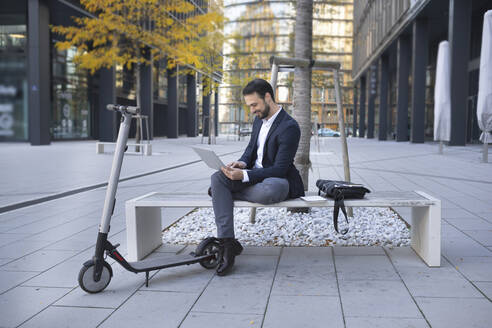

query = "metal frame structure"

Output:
[[269, 56, 351, 182], [250, 56, 352, 223]]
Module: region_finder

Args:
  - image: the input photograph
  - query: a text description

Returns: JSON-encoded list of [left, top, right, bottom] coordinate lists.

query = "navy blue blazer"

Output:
[[238, 109, 305, 199]]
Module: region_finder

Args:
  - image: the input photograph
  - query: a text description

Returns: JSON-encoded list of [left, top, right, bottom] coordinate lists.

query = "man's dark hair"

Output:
[[242, 78, 275, 102]]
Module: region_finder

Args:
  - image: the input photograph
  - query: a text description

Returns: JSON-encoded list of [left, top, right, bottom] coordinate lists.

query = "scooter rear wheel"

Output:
[[78, 261, 112, 293], [195, 238, 221, 269]]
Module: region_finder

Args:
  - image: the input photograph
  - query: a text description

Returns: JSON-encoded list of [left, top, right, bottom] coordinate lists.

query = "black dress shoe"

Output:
[[216, 238, 243, 276]]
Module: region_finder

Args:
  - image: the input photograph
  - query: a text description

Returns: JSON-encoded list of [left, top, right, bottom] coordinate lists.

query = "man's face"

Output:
[[244, 93, 270, 119]]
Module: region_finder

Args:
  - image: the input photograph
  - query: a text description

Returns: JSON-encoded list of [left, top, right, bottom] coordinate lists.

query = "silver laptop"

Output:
[[192, 147, 225, 170]]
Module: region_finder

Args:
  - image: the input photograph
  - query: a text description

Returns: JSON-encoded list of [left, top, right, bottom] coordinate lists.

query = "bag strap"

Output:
[[333, 191, 349, 235]]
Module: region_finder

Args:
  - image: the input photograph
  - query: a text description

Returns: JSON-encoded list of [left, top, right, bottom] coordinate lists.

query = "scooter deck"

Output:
[[128, 253, 213, 272]]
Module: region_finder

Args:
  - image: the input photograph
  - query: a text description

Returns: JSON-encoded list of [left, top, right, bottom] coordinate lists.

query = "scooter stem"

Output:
[[99, 112, 132, 234]]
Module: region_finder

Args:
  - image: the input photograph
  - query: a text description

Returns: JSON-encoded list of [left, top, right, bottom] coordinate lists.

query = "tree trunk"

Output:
[[293, 0, 313, 191]]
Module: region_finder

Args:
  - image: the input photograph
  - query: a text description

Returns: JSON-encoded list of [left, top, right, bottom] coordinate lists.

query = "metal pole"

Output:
[[270, 56, 340, 71], [201, 115, 205, 144], [270, 63, 279, 89], [208, 115, 212, 145], [334, 69, 353, 217], [333, 69, 351, 182], [483, 141, 488, 163], [314, 114, 320, 153]]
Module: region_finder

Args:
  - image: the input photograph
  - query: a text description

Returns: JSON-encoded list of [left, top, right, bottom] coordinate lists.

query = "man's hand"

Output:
[[221, 166, 244, 181], [227, 161, 246, 169]]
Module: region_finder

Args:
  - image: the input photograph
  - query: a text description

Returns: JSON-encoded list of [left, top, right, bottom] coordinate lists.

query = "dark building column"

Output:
[[139, 53, 153, 140], [214, 88, 219, 137], [411, 18, 428, 143], [202, 85, 210, 137], [167, 66, 178, 138], [98, 68, 117, 141], [448, 0, 471, 146], [186, 73, 197, 137], [396, 35, 411, 142], [379, 55, 389, 141], [358, 75, 366, 138], [352, 86, 358, 136], [28, 0, 51, 145], [367, 63, 378, 139]]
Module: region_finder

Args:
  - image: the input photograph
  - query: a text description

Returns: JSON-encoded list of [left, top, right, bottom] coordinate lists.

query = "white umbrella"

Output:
[[434, 41, 451, 153], [477, 10, 492, 163]]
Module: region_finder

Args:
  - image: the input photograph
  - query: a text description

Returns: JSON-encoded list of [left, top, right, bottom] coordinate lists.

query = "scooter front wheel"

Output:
[[78, 260, 112, 293], [195, 237, 221, 269]]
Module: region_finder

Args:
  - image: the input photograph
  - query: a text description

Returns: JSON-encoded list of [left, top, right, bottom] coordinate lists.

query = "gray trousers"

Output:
[[210, 171, 289, 238]]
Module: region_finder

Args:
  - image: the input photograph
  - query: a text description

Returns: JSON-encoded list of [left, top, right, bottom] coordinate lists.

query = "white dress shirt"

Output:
[[242, 107, 283, 182]]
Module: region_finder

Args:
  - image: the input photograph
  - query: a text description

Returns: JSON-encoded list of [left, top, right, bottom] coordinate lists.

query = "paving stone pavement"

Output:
[[0, 136, 491, 327]]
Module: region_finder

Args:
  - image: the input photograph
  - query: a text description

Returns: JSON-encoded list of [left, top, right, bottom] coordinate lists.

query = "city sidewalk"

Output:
[[0, 136, 491, 327], [0, 137, 244, 210]]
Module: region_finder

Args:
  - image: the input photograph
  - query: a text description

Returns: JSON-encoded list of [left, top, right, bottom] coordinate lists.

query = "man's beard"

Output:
[[260, 103, 270, 119]]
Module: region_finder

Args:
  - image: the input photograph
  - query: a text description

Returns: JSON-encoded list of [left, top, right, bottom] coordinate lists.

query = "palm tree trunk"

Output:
[[293, 0, 313, 191]]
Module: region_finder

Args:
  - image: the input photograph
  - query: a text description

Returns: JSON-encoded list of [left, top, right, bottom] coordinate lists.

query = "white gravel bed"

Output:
[[162, 207, 410, 247]]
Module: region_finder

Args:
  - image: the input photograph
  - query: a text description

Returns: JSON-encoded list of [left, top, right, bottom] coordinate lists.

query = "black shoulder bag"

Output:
[[316, 179, 371, 234]]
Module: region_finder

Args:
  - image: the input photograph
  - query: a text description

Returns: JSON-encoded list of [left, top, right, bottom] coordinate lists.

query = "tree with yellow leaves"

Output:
[[52, 0, 224, 143]]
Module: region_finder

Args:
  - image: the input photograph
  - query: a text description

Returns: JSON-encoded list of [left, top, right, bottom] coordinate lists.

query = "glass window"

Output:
[[153, 60, 167, 101], [178, 70, 187, 105], [51, 46, 91, 139], [314, 54, 352, 72], [225, 2, 294, 21], [225, 18, 295, 36], [277, 86, 289, 102], [313, 20, 353, 37], [313, 36, 353, 54], [314, 3, 353, 20], [275, 35, 292, 52], [0, 19, 27, 141]]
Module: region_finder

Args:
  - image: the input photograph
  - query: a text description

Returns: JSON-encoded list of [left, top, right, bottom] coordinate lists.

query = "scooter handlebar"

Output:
[[106, 104, 140, 115]]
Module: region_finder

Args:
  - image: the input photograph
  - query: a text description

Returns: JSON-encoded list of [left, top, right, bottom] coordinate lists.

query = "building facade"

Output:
[[0, 0, 220, 144], [219, 0, 354, 134], [352, 0, 492, 144]]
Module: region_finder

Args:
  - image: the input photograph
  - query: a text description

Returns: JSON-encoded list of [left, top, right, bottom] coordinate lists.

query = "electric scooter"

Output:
[[78, 104, 221, 294]]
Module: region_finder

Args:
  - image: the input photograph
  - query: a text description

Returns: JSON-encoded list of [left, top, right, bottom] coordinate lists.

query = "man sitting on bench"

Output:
[[210, 78, 305, 276]]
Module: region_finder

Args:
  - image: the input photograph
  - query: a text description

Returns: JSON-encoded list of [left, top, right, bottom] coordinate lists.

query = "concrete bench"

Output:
[[96, 142, 152, 156], [125, 191, 441, 266]]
